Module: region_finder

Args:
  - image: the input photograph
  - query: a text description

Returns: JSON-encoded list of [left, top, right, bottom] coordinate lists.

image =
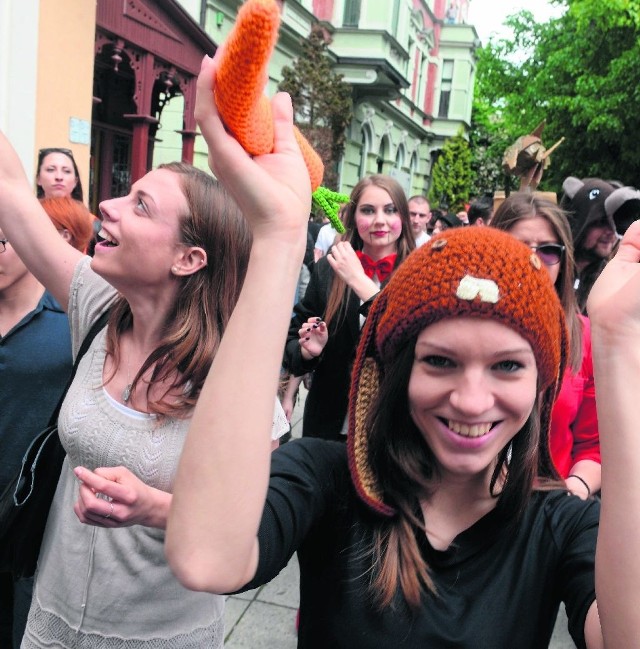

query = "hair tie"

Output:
[[567, 474, 591, 497]]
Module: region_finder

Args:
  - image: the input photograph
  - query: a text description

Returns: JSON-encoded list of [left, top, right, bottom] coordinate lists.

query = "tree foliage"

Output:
[[278, 27, 353, 190], [472, 0, 640, 194], [428, 128, 474, 212], [468, 96, 516, 198]]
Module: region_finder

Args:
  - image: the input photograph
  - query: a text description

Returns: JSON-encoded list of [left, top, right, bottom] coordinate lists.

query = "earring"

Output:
[[171, 266, 178, 274]]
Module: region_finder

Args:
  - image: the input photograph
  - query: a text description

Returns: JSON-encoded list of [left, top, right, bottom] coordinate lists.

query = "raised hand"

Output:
[[587, 220, 640, 336]]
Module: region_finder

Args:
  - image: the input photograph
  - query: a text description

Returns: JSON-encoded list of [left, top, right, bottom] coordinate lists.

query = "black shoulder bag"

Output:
[[0, 309, 110, 577]]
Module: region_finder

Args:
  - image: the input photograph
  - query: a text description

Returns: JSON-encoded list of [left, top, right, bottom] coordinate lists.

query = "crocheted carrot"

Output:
[[214, 0, 347, 232]]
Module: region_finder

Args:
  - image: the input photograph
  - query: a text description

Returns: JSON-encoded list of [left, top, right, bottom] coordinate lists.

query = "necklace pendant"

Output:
[[122, 383, 132, 403]]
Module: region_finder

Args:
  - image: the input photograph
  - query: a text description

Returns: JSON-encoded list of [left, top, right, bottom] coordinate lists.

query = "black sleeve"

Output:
[[236, 438, 348, 592], [550, 494, 599, 649], [283, 259, 332, 376], [303, 230, 315, 271]]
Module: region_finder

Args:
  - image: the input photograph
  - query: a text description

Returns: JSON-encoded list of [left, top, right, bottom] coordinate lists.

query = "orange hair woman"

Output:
[[39, 197, 95, 253]]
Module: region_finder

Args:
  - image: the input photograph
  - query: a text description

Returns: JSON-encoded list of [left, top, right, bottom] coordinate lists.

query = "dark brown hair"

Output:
[[324, 175, 415, 327], [36, 148, 84, 201], [105, 162, 252, 418], [365, 336, 555, 609], [491, 193, 582, 372]]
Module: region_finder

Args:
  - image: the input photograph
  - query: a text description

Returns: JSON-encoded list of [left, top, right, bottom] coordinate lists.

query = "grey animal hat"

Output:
[[560, 177, 640, 242]]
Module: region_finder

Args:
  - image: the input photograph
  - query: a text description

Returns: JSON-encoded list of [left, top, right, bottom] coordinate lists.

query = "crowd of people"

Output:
[[1, 30, 640, 649]]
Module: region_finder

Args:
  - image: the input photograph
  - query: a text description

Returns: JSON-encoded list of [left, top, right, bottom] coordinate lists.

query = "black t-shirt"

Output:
[[243, 438, 598, 649]]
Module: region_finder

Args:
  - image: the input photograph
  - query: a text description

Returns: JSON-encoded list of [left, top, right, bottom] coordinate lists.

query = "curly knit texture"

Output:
[[214, 0, 325, 194], [348, 227, 569, 516], [311, 186, 349, 234]]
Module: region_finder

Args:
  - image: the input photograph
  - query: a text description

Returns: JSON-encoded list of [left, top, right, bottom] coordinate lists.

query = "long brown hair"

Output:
[[105, 163, 252, 418], [364, 336, 554, 609], [491, 193, 583, 372], [324, 175, 415, 327]]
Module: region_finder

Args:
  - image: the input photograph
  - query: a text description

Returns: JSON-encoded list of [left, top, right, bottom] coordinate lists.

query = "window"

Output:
[[410, 152, 418, 189], [395, 145, 405, 170], [377, 137, 387, 174], [358, 125, 372, 178], [391, 0, 401, 36], [438, 59, 454, 118], [343, 0, 361, 27]]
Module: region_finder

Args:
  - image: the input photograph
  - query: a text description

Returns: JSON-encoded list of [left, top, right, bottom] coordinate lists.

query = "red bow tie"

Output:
[[355, 251, 397, 282]]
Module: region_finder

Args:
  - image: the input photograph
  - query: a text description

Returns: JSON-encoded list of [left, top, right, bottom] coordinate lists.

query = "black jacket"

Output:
[[284, 257, 360, 441]]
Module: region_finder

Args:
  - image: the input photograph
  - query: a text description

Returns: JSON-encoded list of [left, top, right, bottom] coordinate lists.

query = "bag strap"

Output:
[[46, 308, 111, 428]]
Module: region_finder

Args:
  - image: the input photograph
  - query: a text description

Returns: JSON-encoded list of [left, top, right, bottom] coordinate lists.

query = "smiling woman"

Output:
[[168, 224, 604, 647], [407, 317, 537, 486], [0, 126, 289, 646]]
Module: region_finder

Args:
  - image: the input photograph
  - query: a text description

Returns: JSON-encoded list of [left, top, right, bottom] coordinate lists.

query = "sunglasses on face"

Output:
[[38, 147, 74, 159], [529, 243, 565, 266]]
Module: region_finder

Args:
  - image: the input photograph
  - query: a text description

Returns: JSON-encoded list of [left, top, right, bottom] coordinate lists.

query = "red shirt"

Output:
[[550, 315, 600, 478]]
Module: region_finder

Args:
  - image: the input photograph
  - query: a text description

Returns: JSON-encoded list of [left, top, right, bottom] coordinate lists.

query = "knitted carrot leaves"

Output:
[[214, 0, 347, 233]]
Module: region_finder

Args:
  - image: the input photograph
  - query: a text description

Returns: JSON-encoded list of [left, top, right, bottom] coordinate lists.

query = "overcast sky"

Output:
[[467, 0, 565, 45]]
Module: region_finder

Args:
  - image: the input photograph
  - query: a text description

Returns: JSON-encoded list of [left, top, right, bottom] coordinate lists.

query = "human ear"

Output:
[[171, 246, 208, 276]]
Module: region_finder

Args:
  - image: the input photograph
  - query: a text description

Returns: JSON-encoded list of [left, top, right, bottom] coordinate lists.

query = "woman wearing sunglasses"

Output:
[[491, 192, 600, 498]]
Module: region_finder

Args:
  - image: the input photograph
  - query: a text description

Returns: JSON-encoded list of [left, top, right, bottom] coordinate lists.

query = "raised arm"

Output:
[[166, 53, 310, 593], [0, 133, 83, 309], [587, 220, 640, 645]]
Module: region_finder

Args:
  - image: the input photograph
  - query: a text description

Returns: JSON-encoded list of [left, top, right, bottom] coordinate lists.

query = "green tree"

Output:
[[468, 96, 515, 197], [428, 128, 474, 212], [473, 1, 640, 193], [278, 26, 353, 190]]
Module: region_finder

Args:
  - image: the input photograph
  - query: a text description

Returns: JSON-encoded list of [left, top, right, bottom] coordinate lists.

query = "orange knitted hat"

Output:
[[347, 227, 569, 516]]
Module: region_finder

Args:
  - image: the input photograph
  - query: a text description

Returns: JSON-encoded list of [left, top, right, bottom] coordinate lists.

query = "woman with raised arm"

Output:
[[167, 54, 607, 646], [0, 66, 288, 647]]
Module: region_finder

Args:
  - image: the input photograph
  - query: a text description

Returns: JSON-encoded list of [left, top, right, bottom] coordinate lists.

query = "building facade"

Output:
[[1, 0, 214, 214], [1, 0, 478, 206], [158, 0, 479, 197]]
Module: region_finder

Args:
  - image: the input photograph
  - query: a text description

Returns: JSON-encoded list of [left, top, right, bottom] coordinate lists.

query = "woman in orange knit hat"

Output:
[[168, 53, 608, 643]]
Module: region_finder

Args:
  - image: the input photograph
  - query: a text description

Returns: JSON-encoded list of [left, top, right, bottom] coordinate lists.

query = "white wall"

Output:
[[0, 0, 40, 181]]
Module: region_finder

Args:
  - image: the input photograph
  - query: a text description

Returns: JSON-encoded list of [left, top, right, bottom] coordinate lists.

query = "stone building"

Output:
[[159, 0, 479, 197], [1, 0, 478, 205]]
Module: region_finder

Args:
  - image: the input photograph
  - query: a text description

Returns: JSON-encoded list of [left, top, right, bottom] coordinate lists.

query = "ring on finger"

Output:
[[104, 501, 114, 520]]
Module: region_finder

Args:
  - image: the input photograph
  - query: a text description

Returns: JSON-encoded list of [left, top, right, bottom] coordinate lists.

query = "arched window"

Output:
[[409, 151, 418, 189], [377, 136, 388, 174], [358, 125, 372, 179], [395, 144, 406, 170]]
